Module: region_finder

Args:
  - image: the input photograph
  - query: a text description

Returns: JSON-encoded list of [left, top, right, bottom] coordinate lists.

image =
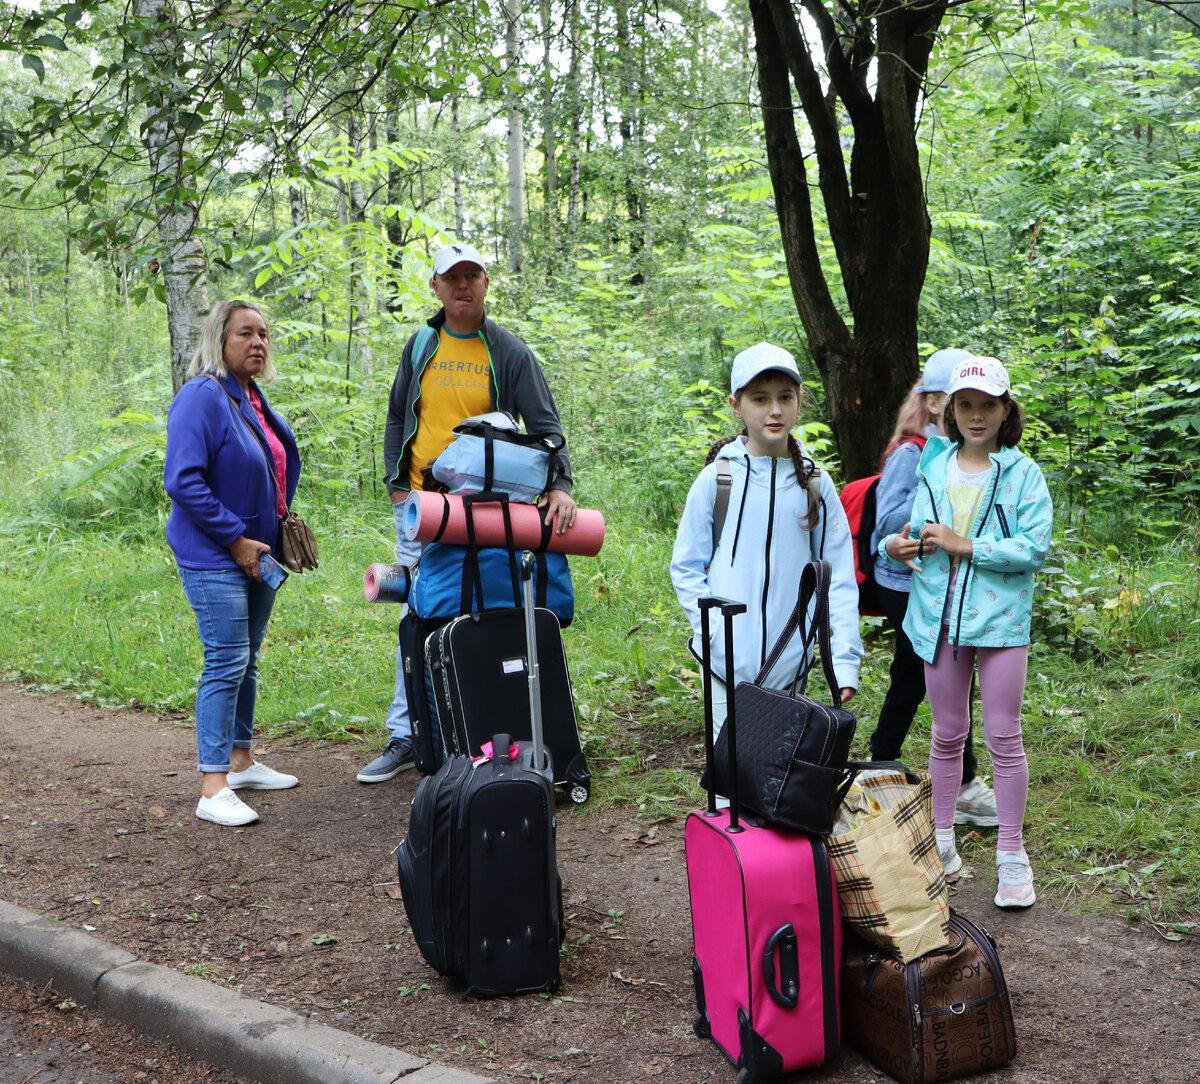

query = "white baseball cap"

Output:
[[730, 342, 801, 395], [431, 242, 486, 278], [946, 355, 1012, 398]]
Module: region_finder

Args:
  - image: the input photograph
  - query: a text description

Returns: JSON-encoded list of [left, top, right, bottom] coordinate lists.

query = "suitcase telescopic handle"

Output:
[[519, 551, 547, 774], [698, 597, 746, 831]]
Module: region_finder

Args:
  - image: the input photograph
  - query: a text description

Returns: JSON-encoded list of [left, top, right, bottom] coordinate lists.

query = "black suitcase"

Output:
[[425, 604, 591, 804], [395, 553, 564, 998], [398, 611, 448, 775]]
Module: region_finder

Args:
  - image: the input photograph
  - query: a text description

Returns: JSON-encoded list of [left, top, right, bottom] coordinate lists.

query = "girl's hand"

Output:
[[885, 523, 932, 571], [919, 522, 972, 559], [839, 687, 856, 704]]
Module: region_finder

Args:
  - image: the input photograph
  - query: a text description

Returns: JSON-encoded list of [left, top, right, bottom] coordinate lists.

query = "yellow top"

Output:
[[408, 329, 492, 490]]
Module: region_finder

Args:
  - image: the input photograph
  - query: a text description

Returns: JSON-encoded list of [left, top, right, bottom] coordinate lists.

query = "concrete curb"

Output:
[[0, 899, 493, 1084]]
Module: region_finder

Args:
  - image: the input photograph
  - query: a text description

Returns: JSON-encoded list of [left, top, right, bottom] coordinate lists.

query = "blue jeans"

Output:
[[385, 504, 422, 742], [178, 566, 276, 773]]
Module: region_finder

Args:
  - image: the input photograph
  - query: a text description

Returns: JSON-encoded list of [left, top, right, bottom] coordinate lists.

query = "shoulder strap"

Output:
[[753, 559, 841, 703], [711, 460, 732, 560], [411, 325, 437, 369], [203, 374, 281, 494], [806, 470, 821, 507]]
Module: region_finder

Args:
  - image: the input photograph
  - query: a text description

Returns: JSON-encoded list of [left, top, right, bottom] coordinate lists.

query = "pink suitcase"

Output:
[[686, 597, 842, 1082]]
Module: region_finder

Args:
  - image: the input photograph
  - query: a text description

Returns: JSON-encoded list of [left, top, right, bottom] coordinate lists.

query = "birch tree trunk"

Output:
[[614, 0, 648, 285], [540, 0, 559, 266], [504, 0, 526, 273], [281, 90, 311, 306], [346, 109, 373, 376], [564, 0, 583, 257], [452, 92, 465, 237], [132, 0, 209, 396], [282, 91, 307, 231]]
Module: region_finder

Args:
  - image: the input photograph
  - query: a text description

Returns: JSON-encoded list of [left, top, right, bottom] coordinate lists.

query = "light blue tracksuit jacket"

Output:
[[878, 438, 1053, 665], [671, 437, 864, 693]]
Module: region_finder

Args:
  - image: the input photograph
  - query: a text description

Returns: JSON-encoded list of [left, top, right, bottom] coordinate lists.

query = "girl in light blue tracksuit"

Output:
[[671, 343, 863, 738]]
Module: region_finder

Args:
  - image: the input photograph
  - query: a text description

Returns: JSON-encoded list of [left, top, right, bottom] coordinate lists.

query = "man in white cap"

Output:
[[358, 241, 577, 782]]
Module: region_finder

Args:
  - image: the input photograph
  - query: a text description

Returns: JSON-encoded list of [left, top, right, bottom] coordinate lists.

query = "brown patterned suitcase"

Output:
[[840, 910, 1017, 1083]]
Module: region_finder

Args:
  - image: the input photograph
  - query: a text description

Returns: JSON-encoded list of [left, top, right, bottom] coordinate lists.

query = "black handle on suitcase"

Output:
[[698, 596, 747, 833]]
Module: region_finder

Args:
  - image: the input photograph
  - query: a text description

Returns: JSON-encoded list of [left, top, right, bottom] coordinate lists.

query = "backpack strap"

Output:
[[711, 460, 822, 561], [410, 325, 437, 370], [711, 460, 732, 560]]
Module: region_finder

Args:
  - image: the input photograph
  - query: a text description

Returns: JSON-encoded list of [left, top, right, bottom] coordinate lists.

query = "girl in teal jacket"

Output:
[[879, 356, 1052, 911]]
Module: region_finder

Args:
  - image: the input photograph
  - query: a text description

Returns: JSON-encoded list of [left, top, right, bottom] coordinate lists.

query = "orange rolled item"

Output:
[[400, 491, 605, 557]]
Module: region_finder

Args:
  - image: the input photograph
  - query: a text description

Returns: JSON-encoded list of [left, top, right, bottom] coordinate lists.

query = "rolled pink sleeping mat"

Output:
[[400, 491, 606, 557], [363, 563, 411, 603]]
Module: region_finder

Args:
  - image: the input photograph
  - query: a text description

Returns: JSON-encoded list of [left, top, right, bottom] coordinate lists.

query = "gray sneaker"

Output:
[[356, 739, 414, 783], [955, 776, 999, 827]]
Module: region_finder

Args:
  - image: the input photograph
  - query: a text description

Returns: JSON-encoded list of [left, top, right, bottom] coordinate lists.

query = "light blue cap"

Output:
[[916, 348, 972, 394]]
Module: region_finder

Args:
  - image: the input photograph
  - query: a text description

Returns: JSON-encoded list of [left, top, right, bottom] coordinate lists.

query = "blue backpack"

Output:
[[409, 543, 573, 625]]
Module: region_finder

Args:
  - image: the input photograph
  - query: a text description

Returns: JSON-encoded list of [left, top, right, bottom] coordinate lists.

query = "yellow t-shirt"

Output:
[[407, 329, 493, 490]]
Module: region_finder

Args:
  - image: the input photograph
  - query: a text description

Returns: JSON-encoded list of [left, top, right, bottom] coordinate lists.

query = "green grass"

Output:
[[0, 493, 1196, 933]]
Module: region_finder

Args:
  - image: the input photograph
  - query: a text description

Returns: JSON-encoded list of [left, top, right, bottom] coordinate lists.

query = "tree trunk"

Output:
[[24, 235, 35, 316], [346, 109, 372, 376], [133, 0, 209, 396], [749, 0, 946, 479], [613, 0, 647, 285], [504, 0, 526, 274], [282, 91, 307, 232], [63, 207, 71, 353], [565, 0, 583, 255], [451, 92, 465, 237], [282, 89, 311, 306], [540, 0, 559, 269], [384, 84, 407, 314]]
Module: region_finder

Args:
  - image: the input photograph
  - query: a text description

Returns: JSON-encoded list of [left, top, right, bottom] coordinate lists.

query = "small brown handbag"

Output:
[[278, 510, 319, 572], [840, 910, 1017, 1083]]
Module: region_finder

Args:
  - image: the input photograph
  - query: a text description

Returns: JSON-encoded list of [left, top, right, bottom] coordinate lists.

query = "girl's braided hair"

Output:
[[706, 431, 821, 530]]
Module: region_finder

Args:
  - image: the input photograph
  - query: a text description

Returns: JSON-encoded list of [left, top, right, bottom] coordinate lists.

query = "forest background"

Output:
[[0, 0, 1196, 933]]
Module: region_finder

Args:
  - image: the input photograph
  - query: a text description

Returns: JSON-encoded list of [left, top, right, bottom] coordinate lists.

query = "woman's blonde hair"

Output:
[[187, 299, 276, 382], [878, 380, 932, 466]]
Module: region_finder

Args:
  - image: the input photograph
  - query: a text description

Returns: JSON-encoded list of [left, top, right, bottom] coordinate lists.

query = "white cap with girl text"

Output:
[[431, 242, 486, 278], [730, 342, 801, 396], [946, 355, 1011, 398]]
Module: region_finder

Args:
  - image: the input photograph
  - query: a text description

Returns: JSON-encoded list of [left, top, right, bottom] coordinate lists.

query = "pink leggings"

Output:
[[924, 634, 1029, 853]]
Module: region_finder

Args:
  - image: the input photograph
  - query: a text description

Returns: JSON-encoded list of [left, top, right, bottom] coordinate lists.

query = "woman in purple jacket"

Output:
[[164, 300, 302, 827]]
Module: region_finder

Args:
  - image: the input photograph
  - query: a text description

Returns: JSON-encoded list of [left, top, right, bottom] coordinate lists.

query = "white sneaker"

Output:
[[995, 850, 1036, 909], [226, 761, 298, 791], [955, 776, 999, 827], [196, 787, 259, 826], [940, 843, 963, 880]]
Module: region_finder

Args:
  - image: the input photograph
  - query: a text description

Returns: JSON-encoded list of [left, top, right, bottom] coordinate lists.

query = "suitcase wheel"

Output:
[[692, 1011, 710, 1039], [736, 1070, 751, 1084], [568, 782, 590, 805]]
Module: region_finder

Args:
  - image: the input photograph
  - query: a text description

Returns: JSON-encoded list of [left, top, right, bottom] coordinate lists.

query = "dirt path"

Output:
[[0, 683, 1196, 1083]]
